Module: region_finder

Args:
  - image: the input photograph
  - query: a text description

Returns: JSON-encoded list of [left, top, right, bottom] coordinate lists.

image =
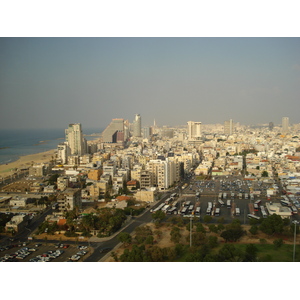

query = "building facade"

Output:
[[65, 123, 87, 156]]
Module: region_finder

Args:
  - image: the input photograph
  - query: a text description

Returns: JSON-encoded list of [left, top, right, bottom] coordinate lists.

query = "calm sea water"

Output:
[[0, 128, 103, 165]]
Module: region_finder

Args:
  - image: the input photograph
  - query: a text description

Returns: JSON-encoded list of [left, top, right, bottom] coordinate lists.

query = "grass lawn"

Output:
[[234, 243, 300, 262], [175, 243, 300, 262]]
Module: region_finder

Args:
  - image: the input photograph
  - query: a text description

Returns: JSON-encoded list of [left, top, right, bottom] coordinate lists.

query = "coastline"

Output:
[[0, 149, 56, 178]]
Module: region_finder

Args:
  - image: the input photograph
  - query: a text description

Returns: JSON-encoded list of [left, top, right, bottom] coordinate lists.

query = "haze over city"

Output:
[[1, 37, 300, 130]]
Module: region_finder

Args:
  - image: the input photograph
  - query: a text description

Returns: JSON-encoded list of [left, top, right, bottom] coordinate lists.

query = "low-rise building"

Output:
[[5, 214, 29, 233]]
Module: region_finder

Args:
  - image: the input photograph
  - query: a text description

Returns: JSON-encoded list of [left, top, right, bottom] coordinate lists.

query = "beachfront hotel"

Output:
[[65, 123, 87, 156]]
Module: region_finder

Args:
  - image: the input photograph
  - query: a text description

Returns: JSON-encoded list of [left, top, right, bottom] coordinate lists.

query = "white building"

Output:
[[65, 123, 87, 156], [133, 114, 142, 137], [187, 121, 201, 140]]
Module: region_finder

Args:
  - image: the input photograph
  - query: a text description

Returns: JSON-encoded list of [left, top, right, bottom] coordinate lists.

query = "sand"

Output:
[[0, 149, 56, 178]]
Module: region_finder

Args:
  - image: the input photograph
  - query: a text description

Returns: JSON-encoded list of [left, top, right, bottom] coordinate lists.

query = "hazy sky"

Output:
[[1, 37, 300, 130]]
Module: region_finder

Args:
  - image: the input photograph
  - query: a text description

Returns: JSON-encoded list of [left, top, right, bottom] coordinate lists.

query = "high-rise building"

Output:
[[282, 117, 289, 133], [65, 123, 86, 156], [57, 143, 69, 164], [133, 114, 141, 137], [187, 121, 201, 140], [143, 127, 151, 139], [269, 122, 274, 131], [224, 119, 234, 135], [102, 118, 125, 143]]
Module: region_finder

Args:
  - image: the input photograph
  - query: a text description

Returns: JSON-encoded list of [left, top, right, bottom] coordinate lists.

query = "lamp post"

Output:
[[293, 220, 299, 262]]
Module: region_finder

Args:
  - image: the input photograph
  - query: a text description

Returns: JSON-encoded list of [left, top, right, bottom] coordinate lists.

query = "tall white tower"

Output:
[[65, 123, 86, 156], [224, 119, 234, 135], [133, 114, 141, 137], [282, 117, 289, 133], [187, 121, 202, 140]]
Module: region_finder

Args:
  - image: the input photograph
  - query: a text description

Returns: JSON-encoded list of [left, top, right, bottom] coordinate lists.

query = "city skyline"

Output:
[[1, 37, 300, 130]]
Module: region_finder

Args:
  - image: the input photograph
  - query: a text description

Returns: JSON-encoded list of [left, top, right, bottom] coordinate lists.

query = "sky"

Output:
[[1, 37, 300, 130]]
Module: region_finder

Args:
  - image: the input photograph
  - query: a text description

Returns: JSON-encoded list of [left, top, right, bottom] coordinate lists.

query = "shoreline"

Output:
[[0, 149, 56, 178]]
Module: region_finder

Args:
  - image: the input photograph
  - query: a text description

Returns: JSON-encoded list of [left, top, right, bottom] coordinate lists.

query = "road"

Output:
[[84, 192, 171, 262]]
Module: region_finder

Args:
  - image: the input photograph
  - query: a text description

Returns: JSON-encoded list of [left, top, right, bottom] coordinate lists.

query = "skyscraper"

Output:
[[187, 121, 201, 140], [65, 123, 86, 156], [282, 117, 289, 133], [224, 119, 234, 135], [269, 122, 274, 131], [102, 118, 124, 143], [133, 114, 141, 137]]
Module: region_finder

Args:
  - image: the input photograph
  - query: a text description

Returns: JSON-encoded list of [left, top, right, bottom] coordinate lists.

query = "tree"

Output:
[[217, 224, 225, 232], [220, 228, 245, 242], [145, 235, 154, 245], [208, 236, 218, 248], [188, 232, 206, 246], [259, 214, 284, 236], [217, 244, 244, 262], [208, 224, 219, 233], [261, 171, 269, 177], [152, 210, 166, 223], [118, 232, 132, 246], [134, 225, 153, 244], [170, 226, 181, 244], [249, 225, 258, 235], [196, 222, 206, 233], [244, 244, 258, 262], [273, 238, 284, 249]]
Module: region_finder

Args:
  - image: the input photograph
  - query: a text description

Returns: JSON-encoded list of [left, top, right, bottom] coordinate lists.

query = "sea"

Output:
[[0, 128, 103, 165]]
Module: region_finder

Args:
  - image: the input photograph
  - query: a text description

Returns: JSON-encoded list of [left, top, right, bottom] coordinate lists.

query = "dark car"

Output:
[[99, 247, 112, 253]]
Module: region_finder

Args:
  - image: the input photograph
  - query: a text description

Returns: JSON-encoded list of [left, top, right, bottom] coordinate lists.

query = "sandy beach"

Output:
[[0, 149, 56, 178]]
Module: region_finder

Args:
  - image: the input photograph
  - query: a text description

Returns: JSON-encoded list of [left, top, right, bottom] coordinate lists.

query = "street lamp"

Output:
[[293, 220, 299, 262]]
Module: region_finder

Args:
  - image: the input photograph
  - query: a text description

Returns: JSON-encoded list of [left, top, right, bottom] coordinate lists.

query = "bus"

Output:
[[165, 198, 171, 204], [235, 207, 240, 216], [223, 193, 227, 200], [206, 207, 211, 215], [181, 206, 188, 215], [231, 192, 235, 199], [171, 193, 177, 198], [172, 200, 178, 208], [250, 194, 254, 201], [208, 202, 213, 209], [218, 199, 225, 206], [226, 200, 231, 208], [151, 203, 165, 213], [195, 206, 201, 216], [239, 193, 243, 199], [254, 199, 261, 206], [162, 204, 170, 212], [196, 192, 200, 198], [185, 200, 191, 207], [280, 200, 290, 206], [215, 208, 220, 216], [218, 193, 223, 200], [260, 206, 268, 218], [245, 193, 248, 200], [188, 205, 194, 213], [254, 203, 259, 211], [167, 207, 177, 215], [247, 214, 260, 220]]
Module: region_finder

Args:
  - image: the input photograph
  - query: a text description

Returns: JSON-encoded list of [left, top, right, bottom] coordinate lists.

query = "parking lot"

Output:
[[162, 175, 300, 224], [0, 241, 92, 262]]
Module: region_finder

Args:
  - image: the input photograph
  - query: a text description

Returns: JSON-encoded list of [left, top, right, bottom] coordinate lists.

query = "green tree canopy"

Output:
[[118, 232, 132, 245], [259, 214, 284, 236]]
